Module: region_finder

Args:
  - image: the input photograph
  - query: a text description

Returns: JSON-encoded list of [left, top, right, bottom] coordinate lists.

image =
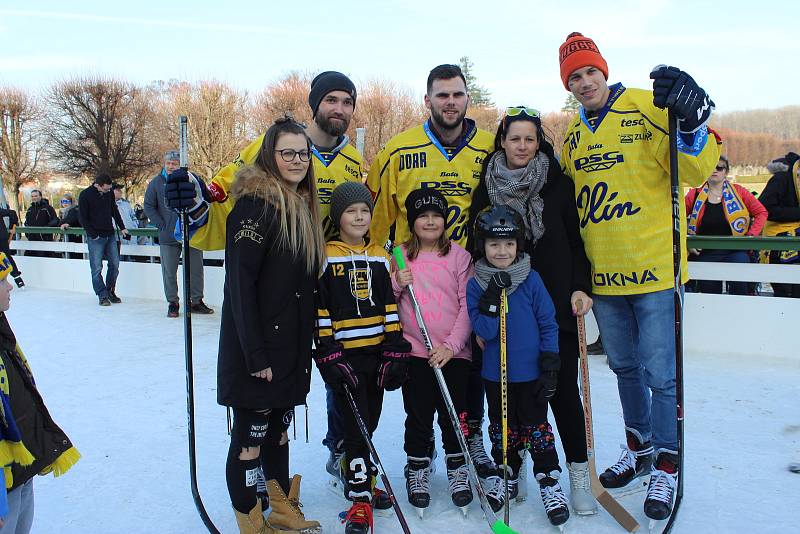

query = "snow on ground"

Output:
[[12, 287, 799, 533]]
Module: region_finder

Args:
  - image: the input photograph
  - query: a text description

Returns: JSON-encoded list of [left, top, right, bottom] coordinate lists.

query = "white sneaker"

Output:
[[567, 461, 597, 515]]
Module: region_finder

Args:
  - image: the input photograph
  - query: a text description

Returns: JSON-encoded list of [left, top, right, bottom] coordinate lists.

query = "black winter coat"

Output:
[[469, 150, 591, 334], [24, 200, 58, 241], [217, 194, 316, 410], [760, 157, 800, 223], [0, 314, 76, 490]]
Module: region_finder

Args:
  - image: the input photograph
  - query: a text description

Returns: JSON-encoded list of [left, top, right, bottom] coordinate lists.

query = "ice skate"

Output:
[[516, 450, 528, 502], [342, 500, 372, 534], [567, 461, 597, 515], [536, 470, 570, 530], [446, 453, 472, 516], [466, 420, 496, 479], [404, 456, 432, 518], [600, 428, 653, 498], [644, 449, 678, 530]]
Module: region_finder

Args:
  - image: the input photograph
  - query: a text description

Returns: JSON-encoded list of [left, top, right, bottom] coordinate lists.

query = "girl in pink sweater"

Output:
[[392, 188, 474, 516]]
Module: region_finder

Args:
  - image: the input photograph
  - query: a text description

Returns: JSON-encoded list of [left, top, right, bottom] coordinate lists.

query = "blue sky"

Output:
[[1, 0, 797, 114]]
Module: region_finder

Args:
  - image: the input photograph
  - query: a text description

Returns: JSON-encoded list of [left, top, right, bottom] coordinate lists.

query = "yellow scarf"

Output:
[[687, 180, 750, 236]]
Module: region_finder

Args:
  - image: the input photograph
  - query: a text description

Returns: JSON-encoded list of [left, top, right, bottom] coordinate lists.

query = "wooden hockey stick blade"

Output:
[[595, 489, 640, 532]]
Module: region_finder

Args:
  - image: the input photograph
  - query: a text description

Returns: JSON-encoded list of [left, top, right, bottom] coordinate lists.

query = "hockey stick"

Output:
[[661, 109, 684, 534], [178, 116, 221, 534], [343, 384, 411, 534], [499, 288, 510, 526], [392, 247, 518, 534], [577, 303, 640, 532]]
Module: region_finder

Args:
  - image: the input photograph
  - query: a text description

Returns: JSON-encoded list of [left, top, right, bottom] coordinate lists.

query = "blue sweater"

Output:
[[467, 271, 559, 382]]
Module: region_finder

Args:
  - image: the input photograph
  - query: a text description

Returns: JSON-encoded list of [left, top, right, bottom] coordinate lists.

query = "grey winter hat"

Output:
[[308, 71, 357, 117], [330, 182, 373, 229], [164, 150, 180, 162]]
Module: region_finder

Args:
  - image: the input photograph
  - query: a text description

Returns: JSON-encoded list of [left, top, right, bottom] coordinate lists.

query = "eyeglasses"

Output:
[[504, 107, 540, 119], [275, 149, 311, 162], [715, 165, 728, 172]]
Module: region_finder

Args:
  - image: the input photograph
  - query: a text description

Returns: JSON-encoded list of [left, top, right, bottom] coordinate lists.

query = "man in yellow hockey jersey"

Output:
[[558, 32, 719, 522], [167, 71, 363, 250], [367, 64, 494, 250], [366, 64, 498, 483]]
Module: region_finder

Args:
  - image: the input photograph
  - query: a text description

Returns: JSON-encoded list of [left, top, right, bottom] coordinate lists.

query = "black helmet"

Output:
[[473, 204, 525, 256]]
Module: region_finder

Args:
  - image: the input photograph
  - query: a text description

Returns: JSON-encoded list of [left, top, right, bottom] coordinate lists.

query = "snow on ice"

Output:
[[13, 288, 799, 533]]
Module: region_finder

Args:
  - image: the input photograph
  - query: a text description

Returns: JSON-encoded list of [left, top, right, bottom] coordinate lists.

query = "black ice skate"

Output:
[[404, 456, 432, 518], [644, 449, 678, 526], [481, 472, 506, 513], [536, 470, 570, 530], [600, 428, 653, 496], [446, 453, 473, 515], [466, 420, 496, 479], [342, 500, 373, 534]]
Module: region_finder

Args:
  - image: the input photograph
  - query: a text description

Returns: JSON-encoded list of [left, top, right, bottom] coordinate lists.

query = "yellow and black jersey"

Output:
[[190, 134, 363, 250], [561, 84, 719, 296], [366, 119, 493, 249], [315, 241, 409, 356]]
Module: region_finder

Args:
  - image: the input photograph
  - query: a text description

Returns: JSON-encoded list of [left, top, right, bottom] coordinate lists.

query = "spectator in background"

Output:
[[0, 251, 80, 533], [113, 184, 137, 258], [23, 190, 58, 257], [144, 150, 213, 318], [78, 173, 128, 306], [0, 205, 23, 287], [760, 152, 800, 298], [59, 193, 83, 260], [685, 155, 768, 295]]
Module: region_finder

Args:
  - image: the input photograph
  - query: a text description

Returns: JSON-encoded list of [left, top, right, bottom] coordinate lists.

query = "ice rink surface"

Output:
[[12, 288, 798, 533]]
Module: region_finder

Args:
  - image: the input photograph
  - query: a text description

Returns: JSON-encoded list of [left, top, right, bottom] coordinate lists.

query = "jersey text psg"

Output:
[[561, 84, 719, 296]]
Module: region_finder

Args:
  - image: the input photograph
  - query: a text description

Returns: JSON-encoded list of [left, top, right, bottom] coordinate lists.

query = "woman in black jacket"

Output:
[[218, 118, 326, 534], [468, 107, 595, 515]]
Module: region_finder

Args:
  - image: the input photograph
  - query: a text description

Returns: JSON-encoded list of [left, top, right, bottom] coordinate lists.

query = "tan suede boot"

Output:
[[234, 501, 300, 534], [266, 476, 322, 533]]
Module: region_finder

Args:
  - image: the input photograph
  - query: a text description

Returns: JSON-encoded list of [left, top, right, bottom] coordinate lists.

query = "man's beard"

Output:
[[430, 106, 466, 133], [315, 112, 349, 138]]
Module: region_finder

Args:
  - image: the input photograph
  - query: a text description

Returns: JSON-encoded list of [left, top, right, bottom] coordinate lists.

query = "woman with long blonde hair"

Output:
[[218, 117, 325, 534]]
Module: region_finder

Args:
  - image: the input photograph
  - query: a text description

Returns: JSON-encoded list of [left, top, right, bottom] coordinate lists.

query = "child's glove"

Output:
[[314, 347, 358, 393], [478, 271, 512, 317], [377, 350, 409, 391], [533, 351, 560, 403]]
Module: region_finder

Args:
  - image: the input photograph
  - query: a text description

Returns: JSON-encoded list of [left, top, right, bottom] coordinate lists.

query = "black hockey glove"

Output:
[[532, 351, 560, 403], [377, 350, 409, 391], [650, 65, 715, 133], [165, 168, 208, 213], [478, 271, 512, 317], [314, 347, 358, 393]]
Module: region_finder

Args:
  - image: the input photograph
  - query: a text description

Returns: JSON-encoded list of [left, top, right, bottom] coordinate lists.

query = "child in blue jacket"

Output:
[[467, 205, 569, 527]]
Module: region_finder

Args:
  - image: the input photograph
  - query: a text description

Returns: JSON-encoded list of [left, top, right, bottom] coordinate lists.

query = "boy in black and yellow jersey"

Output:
[[314, 182, 411, 534], [558, 32, 718, 523], [366, 64, 497, 480], [167, 71, 363, 251]]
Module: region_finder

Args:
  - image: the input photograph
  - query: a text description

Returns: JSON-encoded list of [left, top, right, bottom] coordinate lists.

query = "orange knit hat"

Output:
[[559, 32, 608, 90]]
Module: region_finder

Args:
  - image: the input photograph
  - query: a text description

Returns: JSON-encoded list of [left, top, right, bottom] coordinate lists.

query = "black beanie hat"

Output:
[[405, 188, 448, 228], [330, 182, 374, 229], [308, 71, 357, 117]]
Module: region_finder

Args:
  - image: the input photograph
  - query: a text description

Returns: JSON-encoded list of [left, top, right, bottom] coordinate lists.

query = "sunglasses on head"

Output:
[[504, 107, 540, 119]]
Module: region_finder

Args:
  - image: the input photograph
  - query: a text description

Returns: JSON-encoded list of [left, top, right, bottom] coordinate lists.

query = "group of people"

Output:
[[160, 31, 724, 534]]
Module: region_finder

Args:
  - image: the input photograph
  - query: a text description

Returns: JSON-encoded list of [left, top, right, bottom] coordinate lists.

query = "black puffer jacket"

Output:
[[217, 168, 317, 410], [0, 314, 77, 490], [469, 145, 591, 334], [760, 152, 800, 223]]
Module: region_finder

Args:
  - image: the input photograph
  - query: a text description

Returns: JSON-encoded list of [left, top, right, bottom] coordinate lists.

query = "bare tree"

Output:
[[0, 87, 43, 212], [157, 80, 249, 181], [45, 77, 158, 185], [350, 79, 427, 165], [541, 111, 574, 157], [250, 71, 314, 135]]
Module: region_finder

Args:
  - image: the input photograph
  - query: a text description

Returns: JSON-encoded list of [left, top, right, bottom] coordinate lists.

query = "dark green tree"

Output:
[[561, 93, 580, 113], [459, 56, 493, 107]]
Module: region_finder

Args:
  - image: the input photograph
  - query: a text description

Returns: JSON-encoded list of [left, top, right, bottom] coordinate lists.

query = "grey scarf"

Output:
[[485, 151, 548, 244], [473, 253, 531, 296]]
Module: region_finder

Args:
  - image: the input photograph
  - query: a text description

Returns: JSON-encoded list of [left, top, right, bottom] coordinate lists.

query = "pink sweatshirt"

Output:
[[392, 243, 473, 361]]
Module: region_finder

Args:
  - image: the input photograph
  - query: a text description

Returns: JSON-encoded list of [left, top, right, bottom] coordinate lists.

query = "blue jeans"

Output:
[[592, 288, 679, 451], [688, 249, 751, 295], [323, 383, 343, 452], [0, 479, 34, 534], [87, 235, 120, 298]]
